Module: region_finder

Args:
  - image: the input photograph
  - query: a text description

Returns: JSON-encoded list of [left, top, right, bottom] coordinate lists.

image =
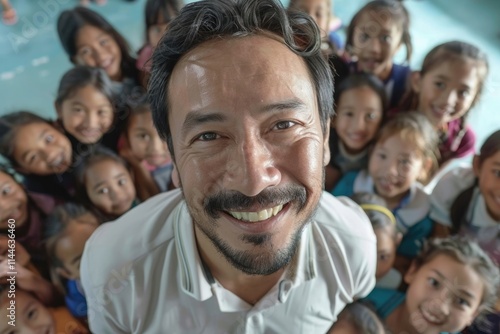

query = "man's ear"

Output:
[[472, 155, 482, 177], [323, 119, 331, 166], [172, 164, 180, 188], [410, 71, 422, 93]]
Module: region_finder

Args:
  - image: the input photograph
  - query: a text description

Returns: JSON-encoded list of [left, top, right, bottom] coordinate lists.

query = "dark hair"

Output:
[[399, 41, 489, 152], [375, 111, 439, 183], [145, 0, 183, 40], [346, 0, 412, 63], [450, 130, 500, 233], [414, 237, 500, 325], [335, 302, 386, 334], [57, 7, 139, 82], [74, 145, 132, 216], [350, 192, 397, 237], [55, 66, 115, 108], [0, 111, 52, 166], [148, 0, 334, 160], [44, 202, 97, 294], [335, 72, 388, 118]]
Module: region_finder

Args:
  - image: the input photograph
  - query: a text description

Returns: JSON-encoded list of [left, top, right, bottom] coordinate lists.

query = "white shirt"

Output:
[[81, 189, 376, 334]]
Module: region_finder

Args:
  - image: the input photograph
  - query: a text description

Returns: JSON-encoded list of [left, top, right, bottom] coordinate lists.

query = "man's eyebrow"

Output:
[[259, 100, 308, 113], [181, 111, 227, 136]]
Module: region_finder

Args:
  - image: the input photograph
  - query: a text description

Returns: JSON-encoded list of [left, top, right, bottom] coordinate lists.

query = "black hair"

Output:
[[346, 0, 412, 63], [148, 0, 334, 160], [55, 66, 115, 108], [0, 111, 52, 166], [450, 130, 500, 233], [57, 7, 140, 83], [335, 72, 388, 118], [145, 0, 183, 41]]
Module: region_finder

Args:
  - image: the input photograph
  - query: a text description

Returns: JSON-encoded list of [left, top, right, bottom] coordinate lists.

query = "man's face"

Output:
[[168, 35, 329, 275]]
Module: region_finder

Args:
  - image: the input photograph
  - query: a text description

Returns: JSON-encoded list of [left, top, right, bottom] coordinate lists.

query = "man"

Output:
[[80, 0, 376, 332]]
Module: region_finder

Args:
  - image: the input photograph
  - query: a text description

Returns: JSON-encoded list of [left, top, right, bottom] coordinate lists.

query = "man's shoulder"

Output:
[[82, 190, 184, 285], [315, 191, 376, 244]]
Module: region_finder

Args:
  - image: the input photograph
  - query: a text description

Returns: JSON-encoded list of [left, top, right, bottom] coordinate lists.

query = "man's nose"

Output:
[[224, 135, 281, 197]]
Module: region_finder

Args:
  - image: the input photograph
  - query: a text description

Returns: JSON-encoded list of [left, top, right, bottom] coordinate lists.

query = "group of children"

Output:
[[0, 0, 499, 333]]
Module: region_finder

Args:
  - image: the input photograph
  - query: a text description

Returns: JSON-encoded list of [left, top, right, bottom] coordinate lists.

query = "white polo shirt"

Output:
[[81, 189, 376, 334]]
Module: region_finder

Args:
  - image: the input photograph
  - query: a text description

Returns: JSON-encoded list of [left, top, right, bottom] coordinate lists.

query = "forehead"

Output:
[[86, 159, 126, 179], [76, 25, 108, 45], [168, 34, 316, 119], [357, 10, 402, 33]]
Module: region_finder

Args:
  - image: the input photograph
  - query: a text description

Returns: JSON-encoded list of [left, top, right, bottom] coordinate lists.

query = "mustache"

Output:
[[204, 185, 307, 219]]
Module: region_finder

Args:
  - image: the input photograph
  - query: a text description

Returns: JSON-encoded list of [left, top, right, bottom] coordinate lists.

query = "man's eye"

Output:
[[197, 132, 219, 141], [274, 121, 296, 130]]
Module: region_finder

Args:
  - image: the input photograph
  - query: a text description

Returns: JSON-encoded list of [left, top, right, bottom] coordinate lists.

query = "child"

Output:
[[45, 203, 100, 320], [0, 112, 74, 211], [328, 302, 386, 334], [1, 0, 16, 25], [351, 192, 402, 289], [430, 130, 500, 264], [0, 287, 88, 334], [57, 7, 141, 97], [325, 73, 387, 190], [364, 236, 500, 334], [55, 66, 124, 153], [398, 41, 489, 168], [125, 96, 173, 196], [288, 0, 342, 54], [0, 167, 49, 270], [75, 146, 138, 221], [333, 112, 438, 261], [137, 0, 183, 73], [345, 0, 412, 109]]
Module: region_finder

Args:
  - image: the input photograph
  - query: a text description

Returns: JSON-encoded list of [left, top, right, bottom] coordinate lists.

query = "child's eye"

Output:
[[428, 277, 440, 288], [1, 185, 12, 196], [274, 121, 296, 130], [73, 108, 83, 113], [98, 187, 109, 195], [27, 307, 38, 319], [366, 112, 379, 121], [45, 134, 54, 144], [455, 296, 470, 308], [138, 133, 150, 141], [381, 35, 392, 43], [359, 32, 370, 43], [118, 178, 127, 186], [98, 108, 112, 117], [492, 169, 500, 178], [377, 153, 386, 160], [378, 253, 389, 261], [434, 81, 445, 89], [79, 47, 92, 57], [100, 38, 110, 46], [457, 90, 470, 98], [196, 132, 219, 141], [28, 154, 38, 165]]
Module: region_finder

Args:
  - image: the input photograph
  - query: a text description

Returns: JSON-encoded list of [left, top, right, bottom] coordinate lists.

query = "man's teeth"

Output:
[[229, 204, 284, 222]]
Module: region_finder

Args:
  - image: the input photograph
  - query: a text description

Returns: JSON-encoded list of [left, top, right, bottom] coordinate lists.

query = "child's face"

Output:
[[334, 86, 383, 154], [292, 0, 331, 38], [368, 134, 425, 206], [55, 213, 99, 280], [474, 151, 500, 221], [12, 122, 72, 175], [127, 111, 171, 167], [413, 58, 480, 128], [85, 159, 136, 217], [352, 11, 403, 79], [404, 254, 484, 333], [58, 85, 114, 144], [75, 25, 122, 81], [0, 290, 55, 334], [374, 227, 398, 279], [0, 171, 28, 229]]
